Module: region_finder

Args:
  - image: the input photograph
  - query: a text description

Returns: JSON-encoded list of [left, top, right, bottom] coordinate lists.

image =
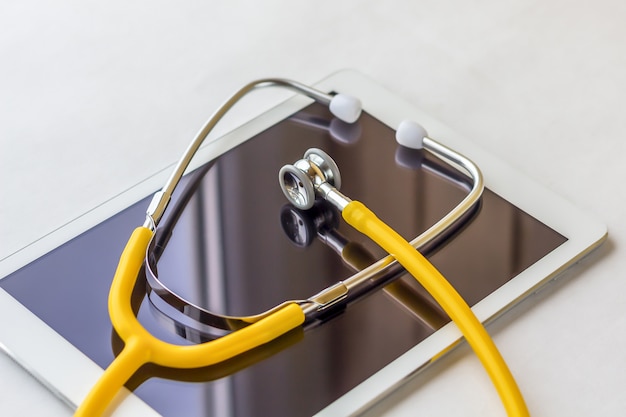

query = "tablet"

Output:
[[0, 70, 607, 416]]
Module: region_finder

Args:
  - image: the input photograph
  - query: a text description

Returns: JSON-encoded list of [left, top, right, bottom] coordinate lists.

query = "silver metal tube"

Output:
[[316, 182, 351, 212], [145, 78, 334, 228]]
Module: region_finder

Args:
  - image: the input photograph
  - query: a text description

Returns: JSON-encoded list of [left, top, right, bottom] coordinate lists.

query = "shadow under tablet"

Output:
[[0, 103, 566, 417]]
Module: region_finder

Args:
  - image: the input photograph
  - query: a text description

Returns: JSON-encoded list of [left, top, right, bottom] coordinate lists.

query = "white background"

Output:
[[1, 1, 624, 416]]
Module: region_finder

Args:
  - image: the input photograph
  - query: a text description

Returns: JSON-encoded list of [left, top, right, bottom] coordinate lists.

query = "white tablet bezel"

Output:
[[0, 69, 607, 416]]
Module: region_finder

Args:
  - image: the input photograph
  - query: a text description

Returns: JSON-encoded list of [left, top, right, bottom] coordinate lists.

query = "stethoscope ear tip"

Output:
[[329, 94, 362, 124], [396, 120, 427, 149]]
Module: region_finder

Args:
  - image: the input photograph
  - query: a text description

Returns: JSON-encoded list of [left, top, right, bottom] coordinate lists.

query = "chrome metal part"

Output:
[[146, 227, 349, 330], [278, 148, 351, 212], [316, 182, 350, 212], [307, 282, 350, 311], [145, 78, 335, 227], [304, 148, 342, 190], [279, 164, 316, 210]]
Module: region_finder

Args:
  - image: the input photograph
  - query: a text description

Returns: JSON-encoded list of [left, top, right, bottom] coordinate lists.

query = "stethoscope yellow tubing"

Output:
[[75, 226, 305, 417], [342, 201, 529, 417]]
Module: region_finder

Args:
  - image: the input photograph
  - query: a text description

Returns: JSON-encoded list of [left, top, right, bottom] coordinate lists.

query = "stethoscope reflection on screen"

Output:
[[75, 79, 529, 417]]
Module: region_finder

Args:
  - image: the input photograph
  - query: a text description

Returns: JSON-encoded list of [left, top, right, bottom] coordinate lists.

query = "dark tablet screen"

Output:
[[0, 103, 566, 416]]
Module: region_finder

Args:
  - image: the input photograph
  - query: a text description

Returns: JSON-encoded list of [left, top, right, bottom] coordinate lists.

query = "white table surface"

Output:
[[1, 1, 624, 416]]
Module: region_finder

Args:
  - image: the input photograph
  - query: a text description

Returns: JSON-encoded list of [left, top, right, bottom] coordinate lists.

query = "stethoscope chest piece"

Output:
[[279, 148, 342, 210]]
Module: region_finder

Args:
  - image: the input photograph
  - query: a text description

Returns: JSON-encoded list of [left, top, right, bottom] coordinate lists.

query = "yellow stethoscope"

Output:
[[75, 79, 529, 416]]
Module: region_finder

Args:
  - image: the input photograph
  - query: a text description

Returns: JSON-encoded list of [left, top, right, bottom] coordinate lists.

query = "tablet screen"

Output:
[[0, 103, 566, 416]]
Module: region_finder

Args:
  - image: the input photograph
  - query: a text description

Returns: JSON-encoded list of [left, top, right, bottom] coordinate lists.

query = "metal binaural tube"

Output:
[[145, 79, 351, 229]]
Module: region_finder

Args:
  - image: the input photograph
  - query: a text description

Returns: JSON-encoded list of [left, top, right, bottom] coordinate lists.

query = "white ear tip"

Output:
[[396, 120, 427, 149], [329, 94, 362, 123]]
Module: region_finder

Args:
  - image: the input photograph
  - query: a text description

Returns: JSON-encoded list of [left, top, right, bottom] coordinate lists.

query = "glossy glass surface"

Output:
[[0, 104, 566, 416]]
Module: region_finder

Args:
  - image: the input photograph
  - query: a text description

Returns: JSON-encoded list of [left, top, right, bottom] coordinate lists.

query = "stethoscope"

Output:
[[75, 79, 529, 417]]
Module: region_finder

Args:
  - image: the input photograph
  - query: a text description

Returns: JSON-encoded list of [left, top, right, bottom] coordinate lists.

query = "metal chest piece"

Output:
[[278, 148, 342, 210]]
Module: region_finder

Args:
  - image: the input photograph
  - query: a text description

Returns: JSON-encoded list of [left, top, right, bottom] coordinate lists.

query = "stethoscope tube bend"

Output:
[[74, 227, 304, 417]]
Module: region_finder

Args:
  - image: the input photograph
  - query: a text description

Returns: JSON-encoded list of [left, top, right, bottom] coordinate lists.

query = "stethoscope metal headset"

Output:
[[75, 79, 529, 417]]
